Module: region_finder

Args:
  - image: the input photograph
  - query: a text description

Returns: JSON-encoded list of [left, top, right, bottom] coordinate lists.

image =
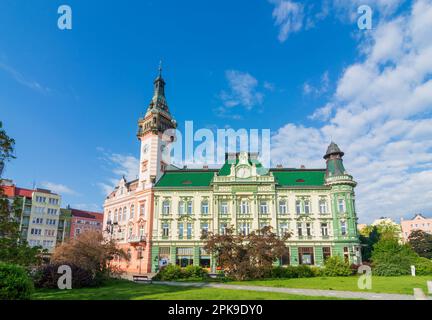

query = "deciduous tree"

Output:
[[203, 226, 290, 280]]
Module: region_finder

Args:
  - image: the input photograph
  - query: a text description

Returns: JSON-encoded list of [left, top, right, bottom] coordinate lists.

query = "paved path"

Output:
[[154, 281, 421, 300]]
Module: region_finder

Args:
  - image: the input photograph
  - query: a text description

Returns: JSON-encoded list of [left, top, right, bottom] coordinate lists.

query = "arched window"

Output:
[[114, 209, 118, 222], [123, 207, 127, 220], [130, 205, 135, 219]]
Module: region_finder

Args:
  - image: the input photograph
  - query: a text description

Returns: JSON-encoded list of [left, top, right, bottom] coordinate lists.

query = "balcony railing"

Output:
[[128, 235, 146, 244]]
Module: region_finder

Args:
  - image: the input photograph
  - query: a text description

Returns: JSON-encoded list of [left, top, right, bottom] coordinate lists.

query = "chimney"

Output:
[[276, 164, 283, 169], [300, 165, 306, 169]]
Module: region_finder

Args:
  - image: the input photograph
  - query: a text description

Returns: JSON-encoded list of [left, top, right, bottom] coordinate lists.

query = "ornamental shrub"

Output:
[[33, 263, 97, 289], [296, 265, 315, 278], [322, 256, 352, 276], [0, 262, 34, 300], [414, 257, 432, 275], [153, 264, 208, 281], [371, 238, 418, 276], [183, 265, 208, 279]]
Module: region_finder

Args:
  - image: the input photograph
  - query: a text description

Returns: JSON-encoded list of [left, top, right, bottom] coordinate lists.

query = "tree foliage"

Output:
[[51, 230, 128, 279], [0, 122, 45, 267], [203, 226, 290, 280], [0, 121, 15, 174], [0, 262, 34, 300], [371, 238, 418, 276], [408, 230, 432, 259]]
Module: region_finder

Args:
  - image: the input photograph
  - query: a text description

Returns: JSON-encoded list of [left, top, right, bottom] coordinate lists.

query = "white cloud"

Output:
[[271, 0, 432, 223], [216, 70, 265, 119], [221, 70, 264, 109], [40, 181, 78, 195], [97, 149, 139, 195], [0, 61, 51, 94], [268, 0, 407, 42], [269, 0, 304, 42], [72, 203, 103, 212], [303, 71, 330, 96]]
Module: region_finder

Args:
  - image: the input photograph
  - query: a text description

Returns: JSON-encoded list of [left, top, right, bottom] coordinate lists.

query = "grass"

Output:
[[230, 275, 432, 295], [32, 279, 344, 300]]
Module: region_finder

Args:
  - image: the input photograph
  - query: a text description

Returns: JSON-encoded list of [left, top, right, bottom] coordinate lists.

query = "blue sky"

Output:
[[1, 0, 432, 223]]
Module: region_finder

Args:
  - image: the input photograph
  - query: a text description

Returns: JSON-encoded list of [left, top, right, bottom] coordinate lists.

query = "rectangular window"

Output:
[[178, 223, 184, 239], [162, 201, 170, 215], [220, 201, 228, 215], [187, 201, 193, 215], [279, 200, 287, 215], [319, 199, 328, 214], [341, 221, 347, 236], [239, 222, 250, 235], [304, 200, 310, 214], [259, 201, 268, 214], [178, 201, 185, 215], [343, 247, 349, 263], [240, 201, 249, 215], [220, 222, 227, 235], [338, 199, 346, 213], [295, 200, 302, 214], [162, 223, 169, 237], [201, 222, 209, 238], [186, 223, 192, 239], [201, 201, 209, 215], [306, 223, 311, 236], [278, 222, 289, 237], [321, 223, 328, 236], [280, 248, 290, 266], [298, 247, 314, 265], [322, 247, 331, 261], [297, 222, 303, 237]]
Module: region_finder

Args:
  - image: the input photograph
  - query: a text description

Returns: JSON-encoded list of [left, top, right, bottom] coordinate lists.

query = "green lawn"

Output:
[[32, 279, 343, 300], [231, 275, 432, 295]]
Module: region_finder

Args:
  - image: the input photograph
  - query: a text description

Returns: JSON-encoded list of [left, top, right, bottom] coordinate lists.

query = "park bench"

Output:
[[132, 275, 152, 283]]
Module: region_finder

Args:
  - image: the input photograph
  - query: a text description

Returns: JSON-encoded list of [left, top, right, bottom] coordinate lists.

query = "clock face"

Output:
[[236, 167, 251, 178]]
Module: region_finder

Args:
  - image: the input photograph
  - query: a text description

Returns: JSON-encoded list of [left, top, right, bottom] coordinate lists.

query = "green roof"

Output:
[[155, 171, 216, 188], [272, 170, 326, 186]]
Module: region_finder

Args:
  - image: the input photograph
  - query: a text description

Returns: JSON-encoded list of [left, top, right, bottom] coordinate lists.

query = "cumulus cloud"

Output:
[[271, 0, 432, 223], [97, 148, 139, 195], [268, 0, 407, 42], [40, 181, 78, 195], [216, 70, 265, 119], [269, 0, 304, 42]]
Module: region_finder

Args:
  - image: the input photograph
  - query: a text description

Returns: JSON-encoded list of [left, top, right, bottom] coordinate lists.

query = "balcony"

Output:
[[128, 235, 146, 245]]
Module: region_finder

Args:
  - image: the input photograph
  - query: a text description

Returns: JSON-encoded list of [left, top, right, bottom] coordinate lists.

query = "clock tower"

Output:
[[137, 65, 177, 189]]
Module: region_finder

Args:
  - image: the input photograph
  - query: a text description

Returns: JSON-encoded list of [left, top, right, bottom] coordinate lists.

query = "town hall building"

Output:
[[103, 68, 362, 274]]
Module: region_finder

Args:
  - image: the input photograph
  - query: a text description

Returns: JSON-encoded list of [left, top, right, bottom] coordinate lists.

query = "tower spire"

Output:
[[158, 60, 162, 78], [324, 142, 346, 177]]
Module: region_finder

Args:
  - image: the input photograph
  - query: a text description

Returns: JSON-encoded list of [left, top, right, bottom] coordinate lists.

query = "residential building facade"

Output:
[[401, 214, 432, 242], [1, 180, 61, 252], [69, 208, 103, 238], [103, 70, 362, 274]]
